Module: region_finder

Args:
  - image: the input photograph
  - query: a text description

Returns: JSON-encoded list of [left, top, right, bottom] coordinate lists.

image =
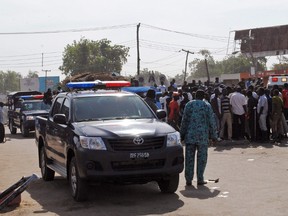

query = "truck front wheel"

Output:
[[9, 119, 17, 134], [157, 174, 179, 193], [40, 146, 55, 181], [69, 157, 88, 201], [21, 123, 29, 137]]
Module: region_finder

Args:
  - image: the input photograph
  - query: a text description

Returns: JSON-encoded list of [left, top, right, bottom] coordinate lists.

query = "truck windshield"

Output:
[[22, 101, 51, 111], [73, 95, 155, 122]]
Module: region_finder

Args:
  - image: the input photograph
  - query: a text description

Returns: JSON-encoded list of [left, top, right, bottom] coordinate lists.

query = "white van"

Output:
[[267, 74, 288, 89]]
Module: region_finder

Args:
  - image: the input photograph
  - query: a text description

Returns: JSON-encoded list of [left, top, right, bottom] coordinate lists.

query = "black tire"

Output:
[[21, 123, 29, 137], [40, 146, 55, 181], [0, 123, 5, 143], [9, 119, 17, 134], [158, 174, 179, 193], [69, 157, 88, 201]]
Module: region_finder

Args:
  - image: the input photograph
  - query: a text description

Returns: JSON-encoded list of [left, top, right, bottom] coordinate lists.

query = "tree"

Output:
[[0, 71, 5, 93], [26, 71, 39, 78], [272, 56, 288, 70], [59, 38, 130, 76], [0, 70, 22, 93], [188, 50, 218, 78], [188, 50, 267, 80]]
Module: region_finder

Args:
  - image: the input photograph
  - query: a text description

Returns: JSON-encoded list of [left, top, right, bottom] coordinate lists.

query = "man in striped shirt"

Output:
[[220, 88, 232, 141]]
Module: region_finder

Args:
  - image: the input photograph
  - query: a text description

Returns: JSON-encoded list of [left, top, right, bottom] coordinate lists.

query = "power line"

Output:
[[0, 51, 61, 58], [141, 23, 229, 42], [0, 24, 137, 35], [142, 53, 182, 64], [0, 55, 62, 62]]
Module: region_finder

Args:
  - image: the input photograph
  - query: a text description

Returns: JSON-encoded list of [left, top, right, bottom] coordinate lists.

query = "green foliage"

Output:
[[0, 70, 22, 93], [272, 56, 288, 70], [26, 71, 39, 78], [188, 49, 217, 78], [59, 38, 130, 76], [188, 50, 267, 79]]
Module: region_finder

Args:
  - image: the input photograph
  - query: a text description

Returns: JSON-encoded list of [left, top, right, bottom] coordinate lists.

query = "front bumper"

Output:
[[75, 146, 184, 183], [23, 119, 36, 131]]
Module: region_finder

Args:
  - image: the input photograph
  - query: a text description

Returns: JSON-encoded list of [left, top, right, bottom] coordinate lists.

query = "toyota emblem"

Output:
[[133, 137, 144, 145]]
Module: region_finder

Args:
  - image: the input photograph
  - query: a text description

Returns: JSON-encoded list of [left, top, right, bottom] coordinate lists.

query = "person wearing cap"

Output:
[[180, 90, 217, 186]]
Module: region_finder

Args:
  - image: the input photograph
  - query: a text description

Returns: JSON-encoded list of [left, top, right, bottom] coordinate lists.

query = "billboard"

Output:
[[39, 76, 60, 92], [20, 78, 39, 91], [234, 24, 288, 57]]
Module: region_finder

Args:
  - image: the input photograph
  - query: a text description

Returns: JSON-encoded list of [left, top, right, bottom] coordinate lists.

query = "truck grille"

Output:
[[107, 137, 165, 151], [111, 159, 165, 171]]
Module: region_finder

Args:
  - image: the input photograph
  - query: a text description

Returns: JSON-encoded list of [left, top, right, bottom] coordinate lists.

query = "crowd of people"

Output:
[[151, 77, 288, 144], [143, 77, 288, 186]]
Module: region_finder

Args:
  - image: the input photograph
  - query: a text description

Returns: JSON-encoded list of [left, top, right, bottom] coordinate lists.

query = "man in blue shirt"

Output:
[[180, 90, 217, 186]]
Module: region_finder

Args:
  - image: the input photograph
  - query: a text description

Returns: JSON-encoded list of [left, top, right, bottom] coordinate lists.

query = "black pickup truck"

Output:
[[35, 81, 184, 201], [7, 91, 51, 137]]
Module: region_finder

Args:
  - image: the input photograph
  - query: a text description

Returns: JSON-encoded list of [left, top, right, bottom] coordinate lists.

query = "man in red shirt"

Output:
[[168, 93, 180, 131], [282, 83, 288, 120]]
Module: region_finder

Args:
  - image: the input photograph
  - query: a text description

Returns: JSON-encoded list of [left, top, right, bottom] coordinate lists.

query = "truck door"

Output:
[[46, 97, 65, 163], [53, 98, 70, 165], [14, 101, 23, 127]]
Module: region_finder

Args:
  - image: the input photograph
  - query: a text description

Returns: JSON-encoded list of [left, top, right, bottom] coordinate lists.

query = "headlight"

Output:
[[79, 136, 107, 150], [26, 116, 35, 120], [166, 132, 182, 147]]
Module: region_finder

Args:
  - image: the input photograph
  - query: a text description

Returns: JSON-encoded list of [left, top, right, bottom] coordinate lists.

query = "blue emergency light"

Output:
[[20, 95, 44, 100], [66, 80, 131, 89]]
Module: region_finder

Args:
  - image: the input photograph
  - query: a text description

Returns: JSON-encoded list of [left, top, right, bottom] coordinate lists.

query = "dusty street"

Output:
[[0, 126, 288, 216]]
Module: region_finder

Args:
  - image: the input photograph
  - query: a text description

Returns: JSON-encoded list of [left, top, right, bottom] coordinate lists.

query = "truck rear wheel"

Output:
[[158, 174, 179, 193], [40, 146, 55, 181], [69, 157, 88, 201], [9, 119, 17, 134], [21, 123, 29, 137]]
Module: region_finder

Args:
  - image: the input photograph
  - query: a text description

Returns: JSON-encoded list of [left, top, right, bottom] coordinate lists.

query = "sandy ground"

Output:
[[1, 126, 288, 216]]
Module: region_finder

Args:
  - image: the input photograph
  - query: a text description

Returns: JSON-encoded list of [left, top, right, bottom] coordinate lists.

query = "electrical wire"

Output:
[[0, 24, 137, 35], [142, 53, 182, 64], [141, 23, 229, 43]]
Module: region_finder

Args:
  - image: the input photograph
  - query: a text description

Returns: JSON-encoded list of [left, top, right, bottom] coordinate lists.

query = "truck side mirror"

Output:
[[53, 114, 67, 125], [156, 109, 166, 119]]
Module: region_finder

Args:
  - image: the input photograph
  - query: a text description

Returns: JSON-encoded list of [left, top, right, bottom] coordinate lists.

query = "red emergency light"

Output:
[[66, 80, 131, 89], [272, 77, 278, 82], [102, 81, 131, 88]]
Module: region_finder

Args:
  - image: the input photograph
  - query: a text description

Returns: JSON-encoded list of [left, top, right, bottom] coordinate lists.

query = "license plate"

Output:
[[130, 152, 150, 159]]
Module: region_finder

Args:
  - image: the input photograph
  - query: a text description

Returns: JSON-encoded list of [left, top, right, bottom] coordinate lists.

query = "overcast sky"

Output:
[[0, 0, 287, 80]]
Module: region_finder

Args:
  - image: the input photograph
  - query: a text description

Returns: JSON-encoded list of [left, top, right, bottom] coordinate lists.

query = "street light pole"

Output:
[[182, 49, 194, 83]]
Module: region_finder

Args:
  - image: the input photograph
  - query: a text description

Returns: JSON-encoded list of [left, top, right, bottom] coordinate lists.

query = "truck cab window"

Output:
[[61, 98, 70, 119], [51, 97, 64, 117]]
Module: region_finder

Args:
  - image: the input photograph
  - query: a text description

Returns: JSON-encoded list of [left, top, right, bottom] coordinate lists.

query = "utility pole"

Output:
[[182, 49, 194, 83], [136, 23, 141, 76], [204, 58, 210, 85], [243, 30, 257, 76], [42, 69, 51, 91]]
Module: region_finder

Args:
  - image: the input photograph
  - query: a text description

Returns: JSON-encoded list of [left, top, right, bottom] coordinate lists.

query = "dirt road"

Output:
[[1, 126, 288, 216]]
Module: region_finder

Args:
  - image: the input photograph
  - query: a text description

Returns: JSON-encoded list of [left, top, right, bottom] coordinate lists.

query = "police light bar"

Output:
[[66, 80, 131, 89], [20, 95, 44, 100]]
